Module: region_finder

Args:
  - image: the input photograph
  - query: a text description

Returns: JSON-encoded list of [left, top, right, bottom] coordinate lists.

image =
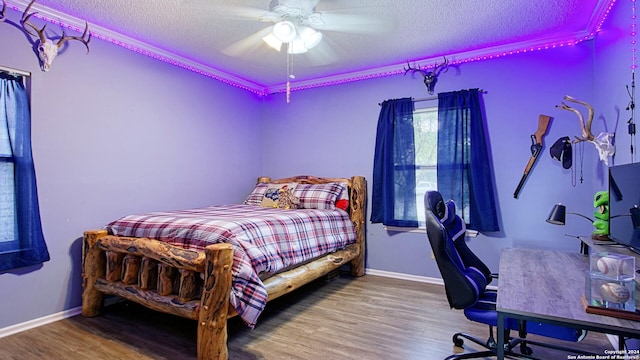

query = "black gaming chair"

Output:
[[424, 191, 592, 359]]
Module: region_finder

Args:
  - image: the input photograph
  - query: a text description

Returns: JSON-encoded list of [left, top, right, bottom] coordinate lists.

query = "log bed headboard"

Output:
[[257, 175, 366, 276]]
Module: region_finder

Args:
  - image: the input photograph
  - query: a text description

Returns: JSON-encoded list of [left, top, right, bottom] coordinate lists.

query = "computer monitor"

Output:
[[609, 162, 640, 250]]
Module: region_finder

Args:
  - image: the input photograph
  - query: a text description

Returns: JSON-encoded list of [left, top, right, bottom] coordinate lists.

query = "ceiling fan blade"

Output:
[[314, 11, 395, 34], [222, 26, 274, 57], [304, 41, 338, 66], [180, 0, 279, 22]]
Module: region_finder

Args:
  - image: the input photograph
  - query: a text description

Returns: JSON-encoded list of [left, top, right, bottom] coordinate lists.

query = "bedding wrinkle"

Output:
[[105, 204, 356, 328]]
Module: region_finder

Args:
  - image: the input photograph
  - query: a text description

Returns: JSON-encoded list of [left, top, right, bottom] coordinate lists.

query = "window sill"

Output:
[[0, 241, 20, 254], [383, 226, 479, 237]]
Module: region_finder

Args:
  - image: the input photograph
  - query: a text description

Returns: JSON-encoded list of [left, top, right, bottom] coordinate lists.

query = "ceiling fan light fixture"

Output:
[[273, 21, 297, 43], [262, 33, 283, 51], [298, 26, 322, 49], [287, 37, 308, 54]]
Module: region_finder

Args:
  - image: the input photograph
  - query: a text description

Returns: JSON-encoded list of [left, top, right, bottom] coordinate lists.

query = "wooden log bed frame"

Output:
[[81, 175, 367, 359]]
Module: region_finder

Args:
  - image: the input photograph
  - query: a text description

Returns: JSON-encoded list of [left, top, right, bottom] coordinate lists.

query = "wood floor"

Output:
[[0, 274, 615, 359]]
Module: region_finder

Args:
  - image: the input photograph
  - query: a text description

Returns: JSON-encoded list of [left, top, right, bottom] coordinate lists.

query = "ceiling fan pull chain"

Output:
[[286, 81, 291, 103], [286, 51, 295, 103], [286, 52, 291, 103]]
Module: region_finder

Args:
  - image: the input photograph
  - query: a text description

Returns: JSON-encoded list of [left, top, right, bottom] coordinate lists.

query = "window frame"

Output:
[[0, 102, 17, 249], [382, 105, 478, 235]]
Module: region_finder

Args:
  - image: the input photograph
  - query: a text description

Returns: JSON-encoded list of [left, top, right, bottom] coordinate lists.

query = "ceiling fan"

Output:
[[186, 0, 393, 64], [258, 0, 326, 54]]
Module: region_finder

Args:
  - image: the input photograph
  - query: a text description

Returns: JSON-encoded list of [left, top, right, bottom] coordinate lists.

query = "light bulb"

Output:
[[262, 33, 283, 51], [298, 26, 322, 50], [287, 37, 308, 54], [273, 21, 296, 43]]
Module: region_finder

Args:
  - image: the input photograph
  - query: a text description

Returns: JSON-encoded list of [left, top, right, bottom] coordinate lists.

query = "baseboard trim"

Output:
[[0, 296, 123, 339], [365, 268, 498, 290], [0, 307, 82, 339], [365, 268, 445, 286]]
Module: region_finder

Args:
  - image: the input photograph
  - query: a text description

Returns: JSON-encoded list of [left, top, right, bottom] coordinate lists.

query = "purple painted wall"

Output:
[[594, 0, 636, 167], [262, 2, 630, 278], [0, 0, 633, 333], [0, 7, 263, 329], [262, 44, 597, 278]]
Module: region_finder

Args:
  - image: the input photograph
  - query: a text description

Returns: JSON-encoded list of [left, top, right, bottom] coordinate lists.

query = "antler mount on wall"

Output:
[[404, 57, 449, 95], [1, 0, 91, 72], [555, 95, 615, 165]]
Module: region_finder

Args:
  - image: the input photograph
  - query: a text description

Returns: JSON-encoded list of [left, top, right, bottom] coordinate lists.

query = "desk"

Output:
[[496, 248, 640, 359]]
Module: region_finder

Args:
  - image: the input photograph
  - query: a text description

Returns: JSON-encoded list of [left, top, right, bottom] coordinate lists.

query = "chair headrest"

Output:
[[426, 191, 466, 240], [444, 200, 466, 240], [425, 191, 447, 221], [442, 201, 456, 226]]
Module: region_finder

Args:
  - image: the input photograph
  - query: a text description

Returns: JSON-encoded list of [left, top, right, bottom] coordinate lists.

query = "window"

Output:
[[0, 72, 49, 271], [0, 167, 17, 247], [372, 90, 499, 232], [0, 82, 17, 250], [386, 106, 474, 229], [389, 106, 470, 228], [413, 107, 438, 225]]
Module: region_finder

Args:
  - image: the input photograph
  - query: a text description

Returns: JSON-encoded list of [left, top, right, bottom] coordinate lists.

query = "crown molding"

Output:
[[3, 0, 616, 96], [267, 30, 597, 95], [4, 0, 266, 95], [588, 0, 619, 32]]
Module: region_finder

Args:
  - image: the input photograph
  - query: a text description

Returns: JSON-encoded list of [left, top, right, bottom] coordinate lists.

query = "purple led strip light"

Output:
[[633, 0, 637, 71], [7, 0, 620, 96], [275, 0, 620, 94], [4, 2, 264, 95]]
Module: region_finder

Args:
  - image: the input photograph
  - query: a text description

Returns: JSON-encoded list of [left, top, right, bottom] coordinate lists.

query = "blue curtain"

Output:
[[437, 89, 499, 231], [0, 72, 49, 272], [371, 98, 418, 227]]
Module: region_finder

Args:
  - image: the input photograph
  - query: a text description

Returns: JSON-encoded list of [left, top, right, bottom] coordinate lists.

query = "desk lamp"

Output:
[[547, 204, 640, 253], [546, 204, 593, 225], [546, 204, 594, 254]]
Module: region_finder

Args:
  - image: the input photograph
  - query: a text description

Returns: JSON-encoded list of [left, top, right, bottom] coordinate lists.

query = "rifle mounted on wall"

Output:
[[514, 115, 552, 198]]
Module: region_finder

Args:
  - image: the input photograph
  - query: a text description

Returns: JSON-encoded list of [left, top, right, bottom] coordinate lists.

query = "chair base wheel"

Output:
[[520, 343, 533, 356], [453, 336, 464, 348], [452, 332, 491, 350]]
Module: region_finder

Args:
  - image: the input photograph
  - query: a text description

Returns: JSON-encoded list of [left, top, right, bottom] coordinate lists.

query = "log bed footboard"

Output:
[[82, 231, 361, 359], [82, 230, 234, 359], [81, 176, 367, 360]]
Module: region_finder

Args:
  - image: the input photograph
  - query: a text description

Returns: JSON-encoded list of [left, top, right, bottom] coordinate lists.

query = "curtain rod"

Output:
[[378, 89, 486, 106], [0, 65, 31, 77]]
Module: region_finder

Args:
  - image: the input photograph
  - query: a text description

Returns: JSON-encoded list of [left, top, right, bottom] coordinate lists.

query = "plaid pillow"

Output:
[[244, 183, 269, 206], [294, 182, 344, 210]]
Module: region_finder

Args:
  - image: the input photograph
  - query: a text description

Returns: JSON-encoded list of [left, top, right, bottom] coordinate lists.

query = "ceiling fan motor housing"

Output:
[[269, 0, 323, 26]]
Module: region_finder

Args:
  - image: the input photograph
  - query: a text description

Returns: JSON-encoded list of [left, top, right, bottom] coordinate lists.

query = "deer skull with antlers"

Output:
[[17, 0, 91, 72], [555, 95, 615, 165], [0, 0, 6, 23], [404, 57, 449, 95]]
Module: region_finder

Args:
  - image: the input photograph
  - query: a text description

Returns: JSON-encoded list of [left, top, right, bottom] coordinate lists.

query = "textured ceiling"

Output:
[[3, 0, 612, 93]]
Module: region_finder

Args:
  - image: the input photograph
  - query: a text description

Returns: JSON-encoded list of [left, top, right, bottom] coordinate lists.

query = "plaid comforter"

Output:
[[105, 204, 357, 328]]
